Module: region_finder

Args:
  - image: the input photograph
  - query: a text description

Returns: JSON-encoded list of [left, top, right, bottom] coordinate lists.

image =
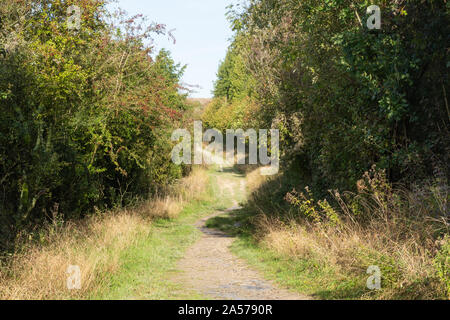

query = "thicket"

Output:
[[205, 0, 449, 298], [206, 0, 449, 193], [0, 0, 189, 250]]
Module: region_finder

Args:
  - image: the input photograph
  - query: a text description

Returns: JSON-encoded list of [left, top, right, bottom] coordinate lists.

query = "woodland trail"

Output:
[[172, 165, 311, 300]]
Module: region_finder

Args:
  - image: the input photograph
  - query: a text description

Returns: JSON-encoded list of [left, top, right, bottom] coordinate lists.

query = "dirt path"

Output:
[[173, 165, 311, 300]]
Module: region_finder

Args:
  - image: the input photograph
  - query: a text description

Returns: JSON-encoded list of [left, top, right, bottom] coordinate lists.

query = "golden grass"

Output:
[[176, 167, 210, 202], [0, 167, 209, 300], [245, 167, 269, 195], [0, 212, 148, 300], [144, 196, 184, 219], [255, 216, 447, 298], [245, 166, 449, 299]]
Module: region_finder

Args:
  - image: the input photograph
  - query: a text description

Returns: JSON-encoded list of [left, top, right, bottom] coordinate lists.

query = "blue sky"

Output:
[[111, 0, 234, 98]]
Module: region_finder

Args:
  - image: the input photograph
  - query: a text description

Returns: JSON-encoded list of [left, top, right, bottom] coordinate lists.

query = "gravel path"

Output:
[[174, 206, 311, 300]]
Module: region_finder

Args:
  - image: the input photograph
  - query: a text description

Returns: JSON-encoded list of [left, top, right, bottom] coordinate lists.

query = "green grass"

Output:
[[206, 208, 374, 300], [93, 168, 234, 300], [207, 206, 447, 300], [96, 164, 445, 300], [96, 162, 377, 300], [91, 165, 389, 300], [230, 237, 370, 300]]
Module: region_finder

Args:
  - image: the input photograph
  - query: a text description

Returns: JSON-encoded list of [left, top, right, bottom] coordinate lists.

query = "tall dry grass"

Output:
[[139, 167, 209, 219], [247, 166, 449, 299], [0, 167, 209, 300], [0, 212, 149, 299]]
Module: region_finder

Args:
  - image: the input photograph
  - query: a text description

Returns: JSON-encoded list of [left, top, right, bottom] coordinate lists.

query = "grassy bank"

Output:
[[0, 167, 229, 300], [94, 169, 234, 299], [207, 166, 449, 300]]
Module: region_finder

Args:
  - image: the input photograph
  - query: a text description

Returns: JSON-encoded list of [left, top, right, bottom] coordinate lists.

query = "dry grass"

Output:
[[144, 196, 184, 219], [0, 212, 149, 299], [255, 216, 447, 299], [246, 166, 449, 299], [245, 167, 269, 195], [176, 167, 210, 202], [0, 167, 209, 300], [129, 166, 209, 220]]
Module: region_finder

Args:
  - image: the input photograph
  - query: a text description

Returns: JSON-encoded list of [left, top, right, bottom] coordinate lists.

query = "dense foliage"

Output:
[[206, 0, 449, 195], [204, 1, 449, 298], [0, 0, 189, 249]]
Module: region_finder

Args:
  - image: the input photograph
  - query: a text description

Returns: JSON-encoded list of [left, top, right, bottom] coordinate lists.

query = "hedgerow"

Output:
[[0, 0, 189, 249]]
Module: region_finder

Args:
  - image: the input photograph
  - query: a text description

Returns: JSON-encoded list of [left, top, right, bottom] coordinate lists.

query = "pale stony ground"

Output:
[[172, 162, 311, 300]]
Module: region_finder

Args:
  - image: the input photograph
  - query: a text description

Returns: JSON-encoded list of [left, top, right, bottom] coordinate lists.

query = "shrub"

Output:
[[0, 0, 189, 250]]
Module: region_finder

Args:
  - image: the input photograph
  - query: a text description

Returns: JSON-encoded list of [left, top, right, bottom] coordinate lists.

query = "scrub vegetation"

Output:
[[204, 0, 449, 299]]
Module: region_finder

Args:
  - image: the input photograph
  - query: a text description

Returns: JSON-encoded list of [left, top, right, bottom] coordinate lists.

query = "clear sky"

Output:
[[111, 0, 234, 98]]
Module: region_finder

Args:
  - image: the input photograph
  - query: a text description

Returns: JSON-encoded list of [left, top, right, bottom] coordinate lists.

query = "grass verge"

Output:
[[0, 167, 230, 300], [94, 172, 231, 299], [206, 166, 449, 300], [207, 209, 370, 300]]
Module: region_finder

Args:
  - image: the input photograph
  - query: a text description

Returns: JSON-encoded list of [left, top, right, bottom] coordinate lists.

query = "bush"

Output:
[[214, 0, 449, 193], [0, 0, 189, 250]]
